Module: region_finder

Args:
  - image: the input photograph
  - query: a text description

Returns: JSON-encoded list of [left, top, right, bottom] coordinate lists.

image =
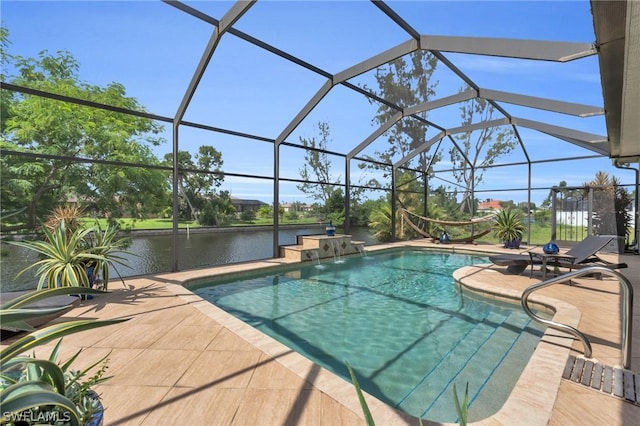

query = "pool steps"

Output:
[[397, 311, 542, 421]]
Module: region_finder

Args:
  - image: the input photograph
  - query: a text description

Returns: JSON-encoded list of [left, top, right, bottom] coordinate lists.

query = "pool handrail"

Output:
[[520, 266, 633, 369]]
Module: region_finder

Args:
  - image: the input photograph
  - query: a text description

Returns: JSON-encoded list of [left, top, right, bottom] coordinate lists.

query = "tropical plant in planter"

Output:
[[10, 219, 131, 290], [0, 287, 128, 425], [493, 209, 525, 249]]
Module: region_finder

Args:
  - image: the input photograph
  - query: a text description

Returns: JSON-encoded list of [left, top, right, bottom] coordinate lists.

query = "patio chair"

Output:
[[0, 290, 80, 332], [489, 235, 627, 274]]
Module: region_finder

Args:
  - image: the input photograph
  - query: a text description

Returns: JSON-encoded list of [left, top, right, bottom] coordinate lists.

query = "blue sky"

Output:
[[1, 0, 632, 206]]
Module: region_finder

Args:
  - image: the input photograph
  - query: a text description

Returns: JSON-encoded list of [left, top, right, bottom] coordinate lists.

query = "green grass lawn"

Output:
[[81, 217, 580, 247], [81, 217, 198, 230], [467, 223, 549, 246], [81, 216, 321, 230]]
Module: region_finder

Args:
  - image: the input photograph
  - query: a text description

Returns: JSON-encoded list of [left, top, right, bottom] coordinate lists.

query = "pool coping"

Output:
[[162, 243, 582, 425]]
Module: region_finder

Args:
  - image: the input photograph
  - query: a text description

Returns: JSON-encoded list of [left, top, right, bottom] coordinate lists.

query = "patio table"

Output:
[[529, 251, 576, 281]]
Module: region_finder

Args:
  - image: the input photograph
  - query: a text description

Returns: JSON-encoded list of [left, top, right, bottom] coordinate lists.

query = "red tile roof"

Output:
[[478, 200, 502, 210]]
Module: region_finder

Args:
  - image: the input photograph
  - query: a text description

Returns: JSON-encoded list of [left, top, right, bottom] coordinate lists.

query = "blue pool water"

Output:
[[191, 249, 546, 422]]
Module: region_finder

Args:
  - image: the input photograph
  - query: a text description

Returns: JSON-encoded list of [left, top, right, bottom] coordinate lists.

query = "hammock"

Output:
[[399, 208, 496, 243]]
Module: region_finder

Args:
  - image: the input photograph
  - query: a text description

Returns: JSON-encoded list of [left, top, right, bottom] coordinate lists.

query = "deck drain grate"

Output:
[[562, 355, 640, 405]]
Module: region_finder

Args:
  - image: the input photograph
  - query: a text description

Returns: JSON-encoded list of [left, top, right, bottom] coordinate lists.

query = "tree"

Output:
[[297, 121, 341, 206], [198, 190, 236, 226], [368, 171, 433, 241], [584, 171, 632, 237], [0, 27, 14, 133], [297, 121, 374, 221], [450, 94, 518, 213], [544, 180, 583, 211], [257, 204, 273, 219], [368, 202, 394, 242], [499, 200, 516, 210], [163, 146, 224, 221], [360, 51, 441, 177], [430, 185, 460, 220], [1, 42, 168, 229], [517, 201, 536, 213]]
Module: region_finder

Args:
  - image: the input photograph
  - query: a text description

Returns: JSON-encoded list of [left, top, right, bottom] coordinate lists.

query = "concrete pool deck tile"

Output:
[[176, 350, 261, 388], [138, 387, 245, 425], [91, 322, 169, 349], [110, 348, 201, 387], [206, 327, 261, 352], [149, 324, 220, 351], [231, 388, 324, 425], [92, 383, 172, 425], [2, 241, 638, 425], [550, 380, 640, 426], [248, 353, 315, 390]]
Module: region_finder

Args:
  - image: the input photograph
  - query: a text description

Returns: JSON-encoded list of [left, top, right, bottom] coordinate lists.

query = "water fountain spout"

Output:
[[309, 249, 320, 265], [332, 240, 344, 263]]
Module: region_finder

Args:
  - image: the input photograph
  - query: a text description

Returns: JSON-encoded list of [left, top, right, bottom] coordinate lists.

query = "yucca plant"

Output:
[[0, 287, 128, 425], [43, 205, 85, 238], [492, 208, 525, 248], [82, 221, 131, 290], [10, 219, 131, 290]]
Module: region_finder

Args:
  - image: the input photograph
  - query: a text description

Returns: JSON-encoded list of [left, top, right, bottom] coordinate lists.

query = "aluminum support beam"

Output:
[[371, 0, 421, 40], [394, 132, 444, 169], [344, 157, 351, 234], [275, 80, 333, 146], [172, 0, 255, 271], [395, 119, 509, 169], [446, 118, 509, 135], [420, 35, 596, 62], [512, 117, 609, 155], [334, 40, 417, 83], [479, 89, 604, 117], [347, 111, 403, 159], [174, 0, 255, 124], [404, 90, 477, 116]]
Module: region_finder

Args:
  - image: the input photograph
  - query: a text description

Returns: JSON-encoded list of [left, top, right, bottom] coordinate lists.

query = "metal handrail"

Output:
[[521, 266, 633, 369]]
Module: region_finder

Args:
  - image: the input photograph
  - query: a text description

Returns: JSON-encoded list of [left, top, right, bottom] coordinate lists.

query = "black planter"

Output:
[[86, 391, 104, 426], [504, 238, 521, 249]]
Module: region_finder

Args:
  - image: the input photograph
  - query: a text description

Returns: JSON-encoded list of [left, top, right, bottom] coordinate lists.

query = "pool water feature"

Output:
[[191, 249, 546, 422]]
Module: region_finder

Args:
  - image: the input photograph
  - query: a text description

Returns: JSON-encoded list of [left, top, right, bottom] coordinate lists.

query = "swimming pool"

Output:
[[191, 249, 546, 422]]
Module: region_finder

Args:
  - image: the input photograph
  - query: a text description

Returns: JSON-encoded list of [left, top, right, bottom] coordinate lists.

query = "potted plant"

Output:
[[493, 209, 525, 249], [10, 218, 131, 290], [1, 287, 128, 425]]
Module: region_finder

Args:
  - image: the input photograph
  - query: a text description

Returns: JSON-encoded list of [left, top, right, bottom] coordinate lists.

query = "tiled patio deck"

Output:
[[3, 241, 639, 425]]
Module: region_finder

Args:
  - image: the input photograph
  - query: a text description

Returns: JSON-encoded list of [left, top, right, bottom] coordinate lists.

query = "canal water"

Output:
[[0, 226, 377, 291]]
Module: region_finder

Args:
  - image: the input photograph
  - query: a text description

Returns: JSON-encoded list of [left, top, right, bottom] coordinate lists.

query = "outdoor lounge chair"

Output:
[[0, 290, 80, 332], [489, 235, 628, 275]]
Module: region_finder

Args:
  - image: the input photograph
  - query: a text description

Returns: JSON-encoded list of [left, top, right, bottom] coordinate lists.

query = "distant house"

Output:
[[281, 202, 312, 212], [477, 200, 502, 212], [231, 197, 268, 213]]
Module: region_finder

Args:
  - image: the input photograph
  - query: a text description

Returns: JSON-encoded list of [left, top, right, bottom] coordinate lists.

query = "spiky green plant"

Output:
[[10, 219, 131, 290], [81, 220, 131, 289], [0, 287, 128, 425], [346, 362, 375, 426], [452, 382, 469, 426], [4, 341, 112, 425], [492, 208, 525, 245]]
